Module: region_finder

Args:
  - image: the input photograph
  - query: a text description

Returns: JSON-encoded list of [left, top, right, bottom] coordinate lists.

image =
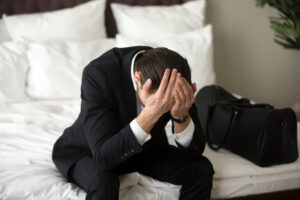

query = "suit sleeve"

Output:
[[173, 103, 207, 156], [81, 66, 143, 170]]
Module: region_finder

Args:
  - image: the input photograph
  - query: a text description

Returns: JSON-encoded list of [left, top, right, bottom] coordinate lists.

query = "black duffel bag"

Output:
[[195, 85, 298, 167]]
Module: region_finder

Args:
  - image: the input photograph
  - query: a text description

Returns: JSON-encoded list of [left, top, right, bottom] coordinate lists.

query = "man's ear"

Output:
[[192, 83, 197, 93], [134, 71, 141, 88]]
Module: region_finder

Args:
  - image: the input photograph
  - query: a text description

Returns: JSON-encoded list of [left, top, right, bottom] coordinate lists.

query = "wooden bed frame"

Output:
[[1, 0, 299, 199]]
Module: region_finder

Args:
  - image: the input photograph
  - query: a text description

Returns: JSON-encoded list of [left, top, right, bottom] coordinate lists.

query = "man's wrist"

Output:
[[136, 109, 160, 133], [171, 112, 189, 124], [172, 114, 190, 133]]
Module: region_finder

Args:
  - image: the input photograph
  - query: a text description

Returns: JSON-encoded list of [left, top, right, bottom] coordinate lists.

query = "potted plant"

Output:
[[257, 0, 300, 121], [256, 0, 300, 49]]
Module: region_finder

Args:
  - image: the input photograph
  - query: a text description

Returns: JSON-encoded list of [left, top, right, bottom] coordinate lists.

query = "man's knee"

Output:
[[202, 156, 214, 176], [88, 170, 120, 200], [187, 157, 214, 184]]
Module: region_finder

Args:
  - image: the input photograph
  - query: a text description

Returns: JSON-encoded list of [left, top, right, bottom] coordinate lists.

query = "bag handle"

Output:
[[219, 98, 273, 109], [205, 102, 239, 151]]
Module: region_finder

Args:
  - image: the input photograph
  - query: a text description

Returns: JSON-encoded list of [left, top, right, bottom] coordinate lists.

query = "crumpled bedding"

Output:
[[0, 99, 299, 200]]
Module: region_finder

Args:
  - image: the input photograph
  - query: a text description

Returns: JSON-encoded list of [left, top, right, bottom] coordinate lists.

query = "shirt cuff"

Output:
[[173, 118, 195, 147], [130, 118, 152, 146]]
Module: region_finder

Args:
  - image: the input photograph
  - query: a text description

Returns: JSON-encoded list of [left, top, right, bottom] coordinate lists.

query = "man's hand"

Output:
[[170, 72, 197, 119], [136, 68, 178, 133]]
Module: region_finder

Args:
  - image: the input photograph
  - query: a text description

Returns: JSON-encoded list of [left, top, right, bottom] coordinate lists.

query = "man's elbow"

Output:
[[93, 147, 119, 170]]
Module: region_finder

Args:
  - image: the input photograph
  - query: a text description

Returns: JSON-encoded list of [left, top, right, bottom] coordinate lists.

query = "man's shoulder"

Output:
[[83, 46, 152, 75]]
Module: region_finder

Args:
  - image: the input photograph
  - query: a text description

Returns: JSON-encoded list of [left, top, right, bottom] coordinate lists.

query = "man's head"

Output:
[[133, 47, 195, 105]]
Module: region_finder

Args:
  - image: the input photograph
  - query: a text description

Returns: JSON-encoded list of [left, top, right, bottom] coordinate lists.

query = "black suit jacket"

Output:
[[52, 46, 206, 182]]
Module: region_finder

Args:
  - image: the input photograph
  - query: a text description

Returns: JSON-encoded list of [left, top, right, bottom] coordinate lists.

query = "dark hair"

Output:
[[134, 47, 191, 93]]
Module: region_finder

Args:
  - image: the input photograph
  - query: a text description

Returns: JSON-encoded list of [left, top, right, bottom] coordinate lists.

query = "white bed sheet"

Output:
[[0, 99, 299, 200]]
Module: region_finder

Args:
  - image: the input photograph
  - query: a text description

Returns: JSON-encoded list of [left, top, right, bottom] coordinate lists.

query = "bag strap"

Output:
[[205, 103, 239, 151], [219, 98, 273, 109]]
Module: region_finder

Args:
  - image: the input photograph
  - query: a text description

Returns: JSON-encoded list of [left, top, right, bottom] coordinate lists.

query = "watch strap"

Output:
[[171, 114, 188, 124]]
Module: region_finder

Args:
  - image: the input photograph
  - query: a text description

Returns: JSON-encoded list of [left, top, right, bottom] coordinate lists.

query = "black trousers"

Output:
[[69, 150, 214, 200]]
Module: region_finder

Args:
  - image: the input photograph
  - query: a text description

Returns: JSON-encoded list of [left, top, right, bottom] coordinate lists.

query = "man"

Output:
[[52, 46, 214, 200]]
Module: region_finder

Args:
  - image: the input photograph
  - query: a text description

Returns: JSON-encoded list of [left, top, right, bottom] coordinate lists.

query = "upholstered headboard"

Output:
[[0, 0, 191, 37]]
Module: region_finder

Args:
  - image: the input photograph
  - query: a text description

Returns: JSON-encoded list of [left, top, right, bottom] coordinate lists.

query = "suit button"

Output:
[[125, 153, 128, 157], [131, 148, 135, 153]]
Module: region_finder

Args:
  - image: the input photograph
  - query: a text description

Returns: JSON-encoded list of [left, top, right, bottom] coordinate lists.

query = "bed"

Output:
[[0, 0, 299, 199]]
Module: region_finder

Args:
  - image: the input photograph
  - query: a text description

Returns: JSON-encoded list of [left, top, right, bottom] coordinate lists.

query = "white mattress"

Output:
[[0, 99, 299, 200]]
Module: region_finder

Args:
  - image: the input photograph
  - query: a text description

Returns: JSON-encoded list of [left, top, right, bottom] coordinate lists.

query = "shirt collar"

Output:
[[131, 50, 146, 91]]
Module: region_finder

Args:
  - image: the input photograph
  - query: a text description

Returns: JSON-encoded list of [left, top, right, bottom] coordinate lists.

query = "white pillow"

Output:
[[111, 0, 206, 40], [116, 25, 215, 94], [0, 19, 10, 43], [0, 41, 29, 102], [3, 0, 106, 41], [25, 38, 116, 99]]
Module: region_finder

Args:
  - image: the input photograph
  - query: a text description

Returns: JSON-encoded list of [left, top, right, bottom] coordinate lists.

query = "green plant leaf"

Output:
[[271, 21, 300, 37], [276, 40, 300, 49], [257, 0, 300, 50]]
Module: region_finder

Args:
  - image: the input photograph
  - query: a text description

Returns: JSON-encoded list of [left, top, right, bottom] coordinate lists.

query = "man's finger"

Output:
[[175, 77, 186, 103], [174, 89, 182, 106], [182, 78, 194, 104], [142, 78, 152, 93], [164, 68, 177, 100], [178, 76, 191, 106], [156, 68, 170, 97]]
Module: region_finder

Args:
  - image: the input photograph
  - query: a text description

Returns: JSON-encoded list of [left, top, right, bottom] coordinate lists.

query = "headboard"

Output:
[[0, 0, 191, 37]]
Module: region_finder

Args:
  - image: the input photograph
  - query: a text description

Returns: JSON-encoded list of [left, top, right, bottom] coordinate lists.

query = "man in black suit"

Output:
[[52, 46, 214, 200]]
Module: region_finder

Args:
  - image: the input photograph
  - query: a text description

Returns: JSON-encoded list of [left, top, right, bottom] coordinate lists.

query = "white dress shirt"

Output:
[[129, 50, 195, 147]]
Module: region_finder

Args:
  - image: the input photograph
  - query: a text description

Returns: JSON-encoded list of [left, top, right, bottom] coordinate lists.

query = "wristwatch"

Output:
[[171, 114, 189, 124]]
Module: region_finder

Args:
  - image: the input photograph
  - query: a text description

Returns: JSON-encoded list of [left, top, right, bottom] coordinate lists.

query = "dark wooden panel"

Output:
[[0, 0, 90, 15]]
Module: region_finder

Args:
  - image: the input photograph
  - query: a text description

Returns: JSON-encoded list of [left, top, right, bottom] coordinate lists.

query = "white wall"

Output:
[[206, 0, 300, 108], [298, 56, 300, 101]]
